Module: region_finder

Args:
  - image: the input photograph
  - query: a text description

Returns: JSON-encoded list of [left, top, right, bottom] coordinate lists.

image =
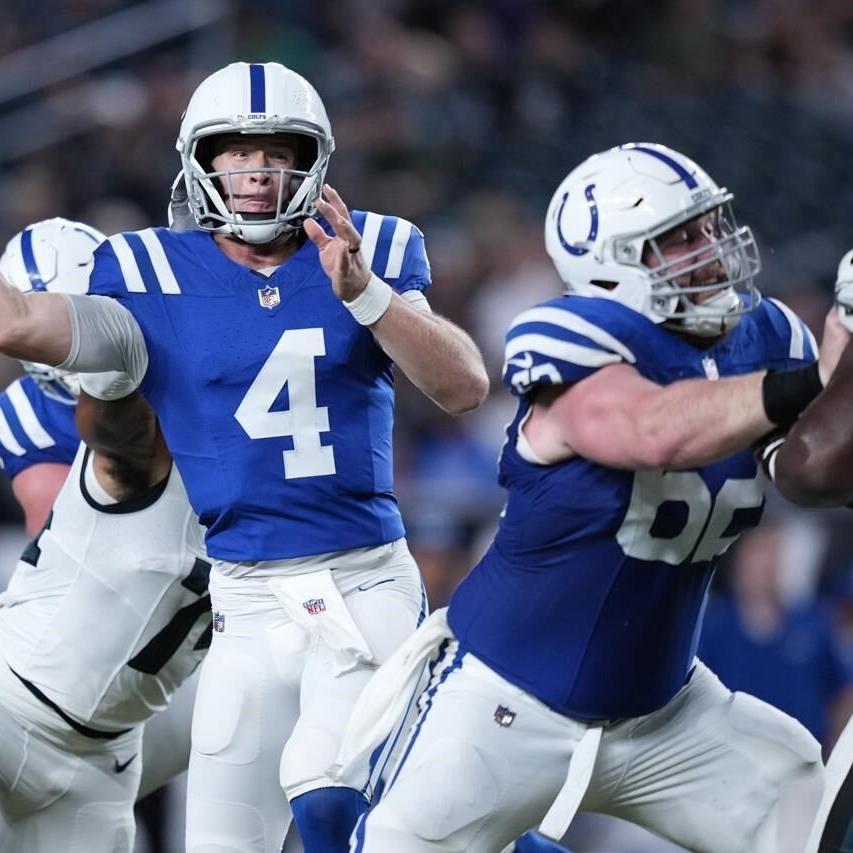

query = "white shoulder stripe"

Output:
[[383, 219, 411, 279], [510, 306, 637, 363], [768, 298, 805, 360], [359, 213, 383, 269], [137, 230, 181, 294], [804, 324, 818, 358], [108, 235, 146, 293], [6, 383, 54, 449], [0, 411, 25, 456], [505, 333, 624, 368]]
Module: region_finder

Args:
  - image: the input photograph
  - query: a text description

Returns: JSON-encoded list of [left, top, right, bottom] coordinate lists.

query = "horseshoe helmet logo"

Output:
[[556, 183, 598, 257]]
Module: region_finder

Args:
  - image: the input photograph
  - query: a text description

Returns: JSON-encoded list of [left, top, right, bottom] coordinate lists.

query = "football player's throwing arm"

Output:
[[0, 279, 148, 397]]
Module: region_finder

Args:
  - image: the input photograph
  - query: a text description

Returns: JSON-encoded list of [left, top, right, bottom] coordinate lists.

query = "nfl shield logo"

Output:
[[702, 356, 719, 380], [258, 285, 280, 310], [494, 705, 516, 727], [213, 611, 225, 633], [303, 598, 326, 615]]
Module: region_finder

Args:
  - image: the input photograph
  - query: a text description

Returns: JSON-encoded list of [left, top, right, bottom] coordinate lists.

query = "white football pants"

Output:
[[138, 666, 200, 798], [357, 646, 825, 853], [186, 539, 424, 853], [0, 660, 143, 853]]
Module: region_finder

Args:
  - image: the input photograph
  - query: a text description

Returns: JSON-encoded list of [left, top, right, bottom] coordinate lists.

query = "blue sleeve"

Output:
[[86, 240, 127, 300], [761, 298, 818, 367], [503, 296, 638, 397], [0, 377, 79, 479], [350, 210, 431, 296], [85, 235, 165, 398]]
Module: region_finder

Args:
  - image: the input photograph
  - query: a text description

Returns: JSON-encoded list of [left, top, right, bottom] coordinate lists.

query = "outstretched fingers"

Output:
[[303, 217, 331, 247], [316, 186, 361, 252]]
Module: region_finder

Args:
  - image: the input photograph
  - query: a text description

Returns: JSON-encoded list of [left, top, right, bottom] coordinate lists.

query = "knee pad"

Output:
[[391, 737, 506, 843], [70, 802, 135, 853], [186, 799, 268, 853], [280, 725, 341, 798]]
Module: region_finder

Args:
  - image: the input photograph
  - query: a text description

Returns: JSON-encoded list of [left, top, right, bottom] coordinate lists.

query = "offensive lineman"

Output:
[[0, 61, 489, 853], [341, 143, 843, 852]]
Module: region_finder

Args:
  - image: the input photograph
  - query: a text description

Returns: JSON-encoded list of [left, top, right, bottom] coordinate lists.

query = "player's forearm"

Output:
[[371, 296, 489, 414], [0, 280, 72, 365], [773, 433, 853, 507], [636, 372, 772, 469], [78, 391, 170, 499], [773, 346, 853, 506]]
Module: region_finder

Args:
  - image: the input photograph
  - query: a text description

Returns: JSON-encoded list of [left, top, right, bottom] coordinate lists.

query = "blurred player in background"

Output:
[[0, 219, 209, 852], [342, 143, 844, 853], [758, 251, 853, 852], [0, 61, 489, 853], [0, 218, 100, 534]]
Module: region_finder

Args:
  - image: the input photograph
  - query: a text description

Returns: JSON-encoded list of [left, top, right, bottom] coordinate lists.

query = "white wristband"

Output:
[[343, 274, 393, 326]]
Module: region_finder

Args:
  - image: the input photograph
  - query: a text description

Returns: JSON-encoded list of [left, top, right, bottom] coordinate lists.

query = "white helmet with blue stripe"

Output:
[[177, 61, 335, 245], [0, 217, 105, 401], [545, 143, 761, 337]]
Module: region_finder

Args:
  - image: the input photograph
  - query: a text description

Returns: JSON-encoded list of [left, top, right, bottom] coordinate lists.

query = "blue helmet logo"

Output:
[[556, 183, 598, 257]]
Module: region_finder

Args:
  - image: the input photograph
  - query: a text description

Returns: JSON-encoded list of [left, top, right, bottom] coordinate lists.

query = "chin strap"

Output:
[[676, 287, 743, 338]]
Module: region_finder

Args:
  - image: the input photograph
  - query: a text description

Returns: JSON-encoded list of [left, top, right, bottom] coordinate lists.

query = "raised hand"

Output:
[[818, 306, 852, 385], [303, 185, 370, 302]]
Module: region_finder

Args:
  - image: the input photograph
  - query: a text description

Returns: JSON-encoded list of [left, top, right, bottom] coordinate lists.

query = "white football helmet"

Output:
[[835, 249, 853, 333], [544, 143, 761, 337], [0, 217, 106, 402], [176, 61, 334, 245]]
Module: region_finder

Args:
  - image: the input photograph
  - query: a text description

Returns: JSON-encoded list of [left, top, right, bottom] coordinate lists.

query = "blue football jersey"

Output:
[[0, 376, 79, 479], [448, 295, 817, 720], [86, 212, 431, 561]]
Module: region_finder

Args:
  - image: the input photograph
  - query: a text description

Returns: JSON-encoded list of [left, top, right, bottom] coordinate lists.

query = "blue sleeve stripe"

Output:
[[383, 218, 412, 279], [0, 409, 25, 456], [358, 212, 384, 270], [137, 230, 181, 294], [509, 321, 606, 352], [107, 235, 147, 293], [767, 298, 808, 360], [509, 306, 636, 363], [6, 382, 55, 449], [125, 232, 172, 296], [505, 333, 624, 368], [369, 215, 398, 279]]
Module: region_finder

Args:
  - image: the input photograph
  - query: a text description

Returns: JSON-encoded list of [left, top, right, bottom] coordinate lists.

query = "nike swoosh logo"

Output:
[[356, 578, 396, 592], [114, 754, 137, 774], [506, 352, 534, 370]]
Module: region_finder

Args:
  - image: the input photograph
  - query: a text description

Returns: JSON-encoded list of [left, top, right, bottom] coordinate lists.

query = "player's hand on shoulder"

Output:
[[818, 306, 852, 385], [303, 184, 371, 302]]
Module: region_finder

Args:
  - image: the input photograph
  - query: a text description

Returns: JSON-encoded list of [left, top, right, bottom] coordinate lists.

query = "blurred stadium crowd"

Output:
[[2, 1, 853, 850]]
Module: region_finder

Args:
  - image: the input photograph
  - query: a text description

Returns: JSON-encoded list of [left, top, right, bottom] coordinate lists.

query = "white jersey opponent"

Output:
[[0, 442, 210, 730], [0, 442, 211, 853]]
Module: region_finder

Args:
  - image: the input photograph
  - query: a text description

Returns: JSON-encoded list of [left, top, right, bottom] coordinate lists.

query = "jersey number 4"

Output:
[[234, 328, 336, 479]]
